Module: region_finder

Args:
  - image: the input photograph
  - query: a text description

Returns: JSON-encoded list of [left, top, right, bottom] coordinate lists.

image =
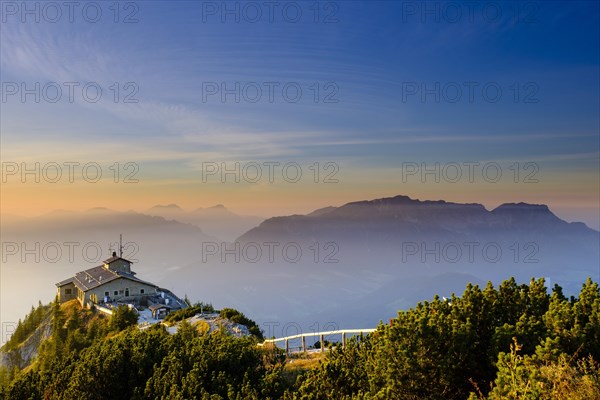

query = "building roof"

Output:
[[73, 266, 119, 291], [103, 254, 133, 264], [56, 264, 158, 292], [56, 277, 75, 287], [149, 304, 171, 311]]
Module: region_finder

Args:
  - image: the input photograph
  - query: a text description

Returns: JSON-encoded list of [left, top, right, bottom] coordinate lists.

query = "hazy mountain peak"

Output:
[[307, 206, 337, 217], [492, 202, 552, 215], [334, 195, 489, 216], [193, 204, 231, 213], [149, 204, 183, 211], [238, 194, 599, 246], [344, 194, 417, 207], [389, 194, 417, 203]]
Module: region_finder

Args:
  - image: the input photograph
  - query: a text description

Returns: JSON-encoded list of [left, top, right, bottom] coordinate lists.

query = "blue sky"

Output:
[[1, 1, 599, 227]]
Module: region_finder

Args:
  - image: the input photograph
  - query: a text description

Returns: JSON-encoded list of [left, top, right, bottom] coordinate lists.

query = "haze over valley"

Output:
[[3, 194, 597, 338]]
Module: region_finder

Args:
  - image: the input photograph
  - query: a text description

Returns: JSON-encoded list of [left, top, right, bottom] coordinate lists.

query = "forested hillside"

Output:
[[1, 277, 598, 399]]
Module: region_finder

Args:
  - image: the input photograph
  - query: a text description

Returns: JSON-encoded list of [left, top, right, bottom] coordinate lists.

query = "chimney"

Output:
[[112, 251, 117, 257]]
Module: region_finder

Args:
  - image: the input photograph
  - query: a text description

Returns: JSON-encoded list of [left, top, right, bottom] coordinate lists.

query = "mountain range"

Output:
[[169, 195, 598, 330], [1, 195, 598, 334]]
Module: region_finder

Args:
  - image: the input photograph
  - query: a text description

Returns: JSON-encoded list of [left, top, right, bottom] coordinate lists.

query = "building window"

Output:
[[65, 289, 72, 295], [119, 289, 124, 295], [140, 289, 145, 294], [105, 291, 109, 297], [114, 291, 118, 296]]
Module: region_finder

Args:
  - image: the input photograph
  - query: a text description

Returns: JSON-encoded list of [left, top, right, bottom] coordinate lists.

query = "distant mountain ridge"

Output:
[[238, 195, 596, 243], [148, 204, 184, 212], [145, 204, 264, 241]]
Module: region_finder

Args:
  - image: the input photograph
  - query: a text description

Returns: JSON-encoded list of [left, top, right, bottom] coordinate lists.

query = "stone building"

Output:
[[56, 252, 159, 307]]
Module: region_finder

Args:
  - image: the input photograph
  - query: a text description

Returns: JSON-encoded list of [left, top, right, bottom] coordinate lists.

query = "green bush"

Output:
[[292, 278, 600, 399], [109, 305, 138, 331], [164, 305, 201, 324]]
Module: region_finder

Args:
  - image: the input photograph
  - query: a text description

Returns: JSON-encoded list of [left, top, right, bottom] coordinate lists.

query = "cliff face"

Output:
[[0, 315, 52, 371]]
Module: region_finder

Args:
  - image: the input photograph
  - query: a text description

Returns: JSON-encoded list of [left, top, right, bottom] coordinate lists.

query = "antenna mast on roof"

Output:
[[119, 234, 123, 257]]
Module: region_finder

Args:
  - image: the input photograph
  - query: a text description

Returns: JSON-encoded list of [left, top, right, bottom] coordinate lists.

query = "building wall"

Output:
[[106, 259, 131, 274], [57, 282, 77, 303], [82, 278, 157, 306]]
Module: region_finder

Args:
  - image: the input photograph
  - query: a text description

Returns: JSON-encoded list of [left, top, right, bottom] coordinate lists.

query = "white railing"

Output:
[[259, 328, 376, 353]]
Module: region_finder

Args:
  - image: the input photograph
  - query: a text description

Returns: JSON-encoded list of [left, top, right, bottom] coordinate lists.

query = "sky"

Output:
[[1, 0, 599, 228]]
